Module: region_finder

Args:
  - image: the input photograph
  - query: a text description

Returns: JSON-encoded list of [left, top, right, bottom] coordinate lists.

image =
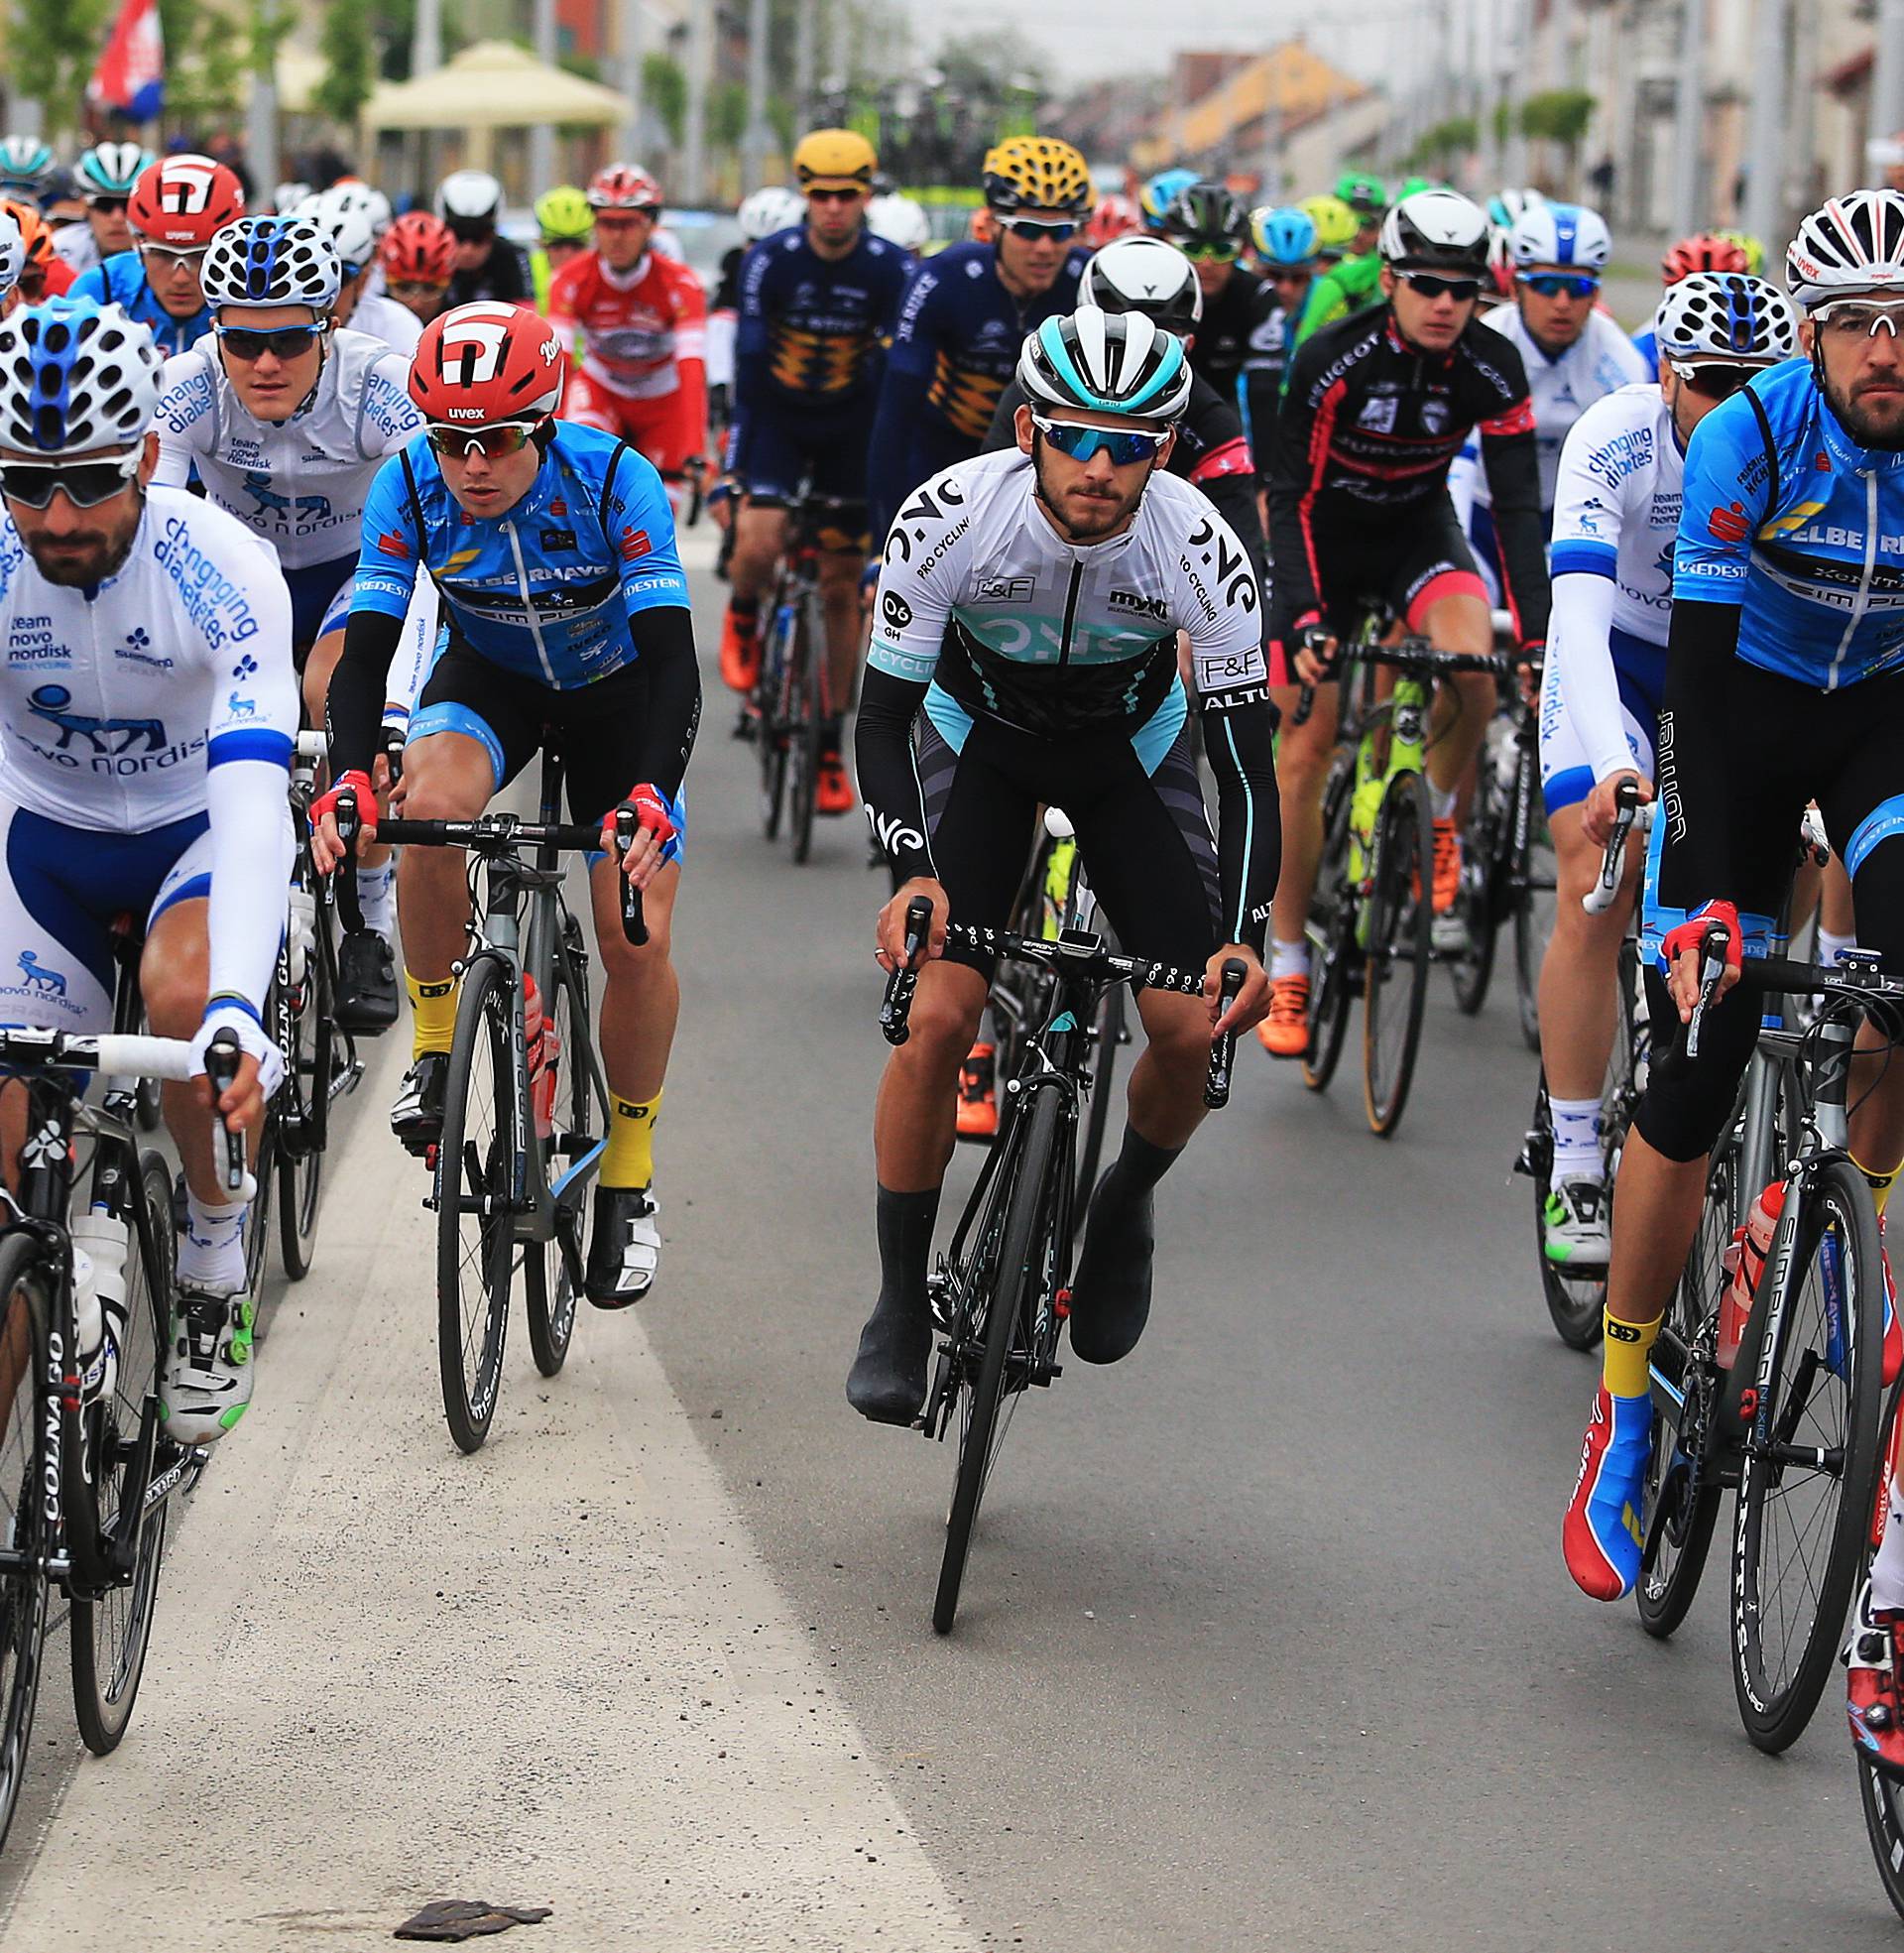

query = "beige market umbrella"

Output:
[[363, 40, 629, 132]]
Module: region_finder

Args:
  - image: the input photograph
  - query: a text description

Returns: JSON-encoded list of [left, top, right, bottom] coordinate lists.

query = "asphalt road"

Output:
[[1, 531, 1896, 1949]]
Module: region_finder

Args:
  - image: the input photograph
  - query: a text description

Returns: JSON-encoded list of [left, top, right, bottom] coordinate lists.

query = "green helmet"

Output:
[[1298, 193, 1359, 258], [1335, 171, 1386, 218], [1394, 176, 1439, 202], [535, 184, 594, 242], [1713, 226, 1766, 275]]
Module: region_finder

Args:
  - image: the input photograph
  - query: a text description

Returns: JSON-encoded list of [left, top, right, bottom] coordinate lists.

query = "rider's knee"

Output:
[[142, 946, 207, 1038], [901, 978, 985, 1069]]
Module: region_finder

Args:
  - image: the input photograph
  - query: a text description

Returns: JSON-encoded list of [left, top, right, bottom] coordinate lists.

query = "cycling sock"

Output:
[[1853, 1152, 1901, 1220], [356, 862, 396, 940], [1097, 1126, 1184, 1203], [1819, 926, 1857, 970], [1602, 1310, 1660, 1398], [874, 1184, 939, 1313], [603, 1090, 660, 1190], [407, 971, 458, 1060], [178, 1191, 249, 1294], [1429, 785, 1458, 822], [1550, 1096, 1603, 1179], [821, 715, 845, 758], [1269, 936, 1310, 982]]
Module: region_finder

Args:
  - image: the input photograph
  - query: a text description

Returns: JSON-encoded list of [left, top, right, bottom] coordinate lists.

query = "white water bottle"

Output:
[[288, 883, 316, 987], [72, 1209, 130, 1402]]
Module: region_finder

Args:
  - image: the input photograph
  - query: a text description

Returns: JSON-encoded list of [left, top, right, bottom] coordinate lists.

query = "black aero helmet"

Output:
[[1162, 181, 1248, 250]]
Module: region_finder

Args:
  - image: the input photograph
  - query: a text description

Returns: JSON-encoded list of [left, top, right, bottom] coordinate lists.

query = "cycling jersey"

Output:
[[153, 328, 422, 644], [349, 290, 422, 356], [1188, 265, 1277, 408], [69, 249, 212, 358], [1631, 307, 1661, 379], [52, 221, 98, 275], [447, 239, 534, 309], [548, 248, 707, 412], [858, 446, 1277, 951], [1268, 305, 1550, 647], [1240, 299, 1293, 472], [730, 224, 904, 424], [1290, 253, 1384, 352], [866, 239, 1086, 539], [0, 486, 297, 1025]]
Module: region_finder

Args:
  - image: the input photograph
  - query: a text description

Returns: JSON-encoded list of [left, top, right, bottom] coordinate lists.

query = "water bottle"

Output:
[[288, 882, 316, 988], [71, 1208, 129, 1403], [1719, 1180, 1786, 1371], [524, 974, 555, 1140]]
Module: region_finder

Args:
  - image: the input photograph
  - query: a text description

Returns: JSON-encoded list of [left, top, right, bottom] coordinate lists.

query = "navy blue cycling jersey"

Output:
[[69, 250, 212, 359], [732, 224, 906, 416], [866, 239, 1087, 538], [1676, 356, 1904, 688]]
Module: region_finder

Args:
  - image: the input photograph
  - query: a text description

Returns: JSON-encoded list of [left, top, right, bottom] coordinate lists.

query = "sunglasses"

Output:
[[997, 215, 1080, 242], [85, 195, 129, 215], [0, 448, 143, 510], [1670, 361, 1761, 399], [1813, 299, 1904, 340], [215, 322, 323, 362], [138, 245, 207, 272], [1518, 271, 1599, 300], [1402, 272, 1483, 302], [444, 217, 495, 243], [593, 210, 655, 229], [1032, 413, 1170, 466], [1178, 240, 1240, 263], [390, 279, 447, 301], [425, 419, 542, 459], [805, 187, 864, 205]]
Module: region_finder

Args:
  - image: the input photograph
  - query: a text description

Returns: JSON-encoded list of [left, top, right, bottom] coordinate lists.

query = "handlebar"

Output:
[[1291, 629, 1512, 729], [1582, 777, 1655, 915], [1686, 921, 1733, 1061]]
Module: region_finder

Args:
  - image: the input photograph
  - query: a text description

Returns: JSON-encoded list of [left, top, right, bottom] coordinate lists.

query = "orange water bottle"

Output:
[[524, 974, 554, 1140], [1719, 1179, 1786, 1370]]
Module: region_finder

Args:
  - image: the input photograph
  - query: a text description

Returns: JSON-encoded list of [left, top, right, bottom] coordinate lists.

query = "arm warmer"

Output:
[[627, 604, 701, 799], [1201, 685, 1280, 953], [854, 664, 936, 888], [1549, 569, 1637, 785], [206, 757, 296, 1017], [326, 607, 405, 778], [1479, 423, 1552, 643]]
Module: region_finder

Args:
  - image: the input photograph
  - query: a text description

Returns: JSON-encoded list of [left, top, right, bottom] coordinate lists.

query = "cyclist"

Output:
[[867, 191, 930, 258], [531, 184, 593, 312], [1287, 191, 1395, 352], [848, 307, 1276, 1422], [2, 198, 73, 302], [721, 130, 907, 811], [1256, 188, 1549, 1056], [1629, 232, 1750, 376], [1714, 227, 1765, 275], [1244, 207, 1320, 460], [380, 210, 455, 327], [867, 136, 1092, 543], [298, 183, 420, 354], [1336, 170, 1386, 256], [311, 303, 700, 1306], [1535, 273, 1798, 1267], [0, 136, 54, 206], [437, 170, 533, 307], [1297, 193, 1359, 268], [549, 164, 708, 517], [0, 296, 298, 1442], [1159, 183, 1277, 421], [53, 142, 153, 276], [70, 152, 241, 356], [706, 183, 804, 440], [1560, 188, 1904, 1621]]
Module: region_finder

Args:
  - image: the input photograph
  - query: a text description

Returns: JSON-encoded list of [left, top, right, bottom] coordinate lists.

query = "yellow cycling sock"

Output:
[[407, 971, 459, 1060], [1603, 1311, 1661, 1399], [603, 1090, 660, 1190], [1853, 1153, 1901, 1220]]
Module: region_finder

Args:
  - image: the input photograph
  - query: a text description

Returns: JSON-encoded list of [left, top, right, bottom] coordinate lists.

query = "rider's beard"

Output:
[[25, 502, 142, 588], [1823, 362, 1904, 451]]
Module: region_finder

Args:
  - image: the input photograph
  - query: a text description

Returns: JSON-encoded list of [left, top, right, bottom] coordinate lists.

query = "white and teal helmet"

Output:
[[1015, 306, 1193, 425], [75, 142, 154, 201], [0, 136, 55, 197]]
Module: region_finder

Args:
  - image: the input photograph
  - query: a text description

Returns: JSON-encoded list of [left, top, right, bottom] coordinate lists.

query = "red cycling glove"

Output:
[[601, 785, 676, 854], [310, 769, 377, 836], [1659, 899, 1742, 978]]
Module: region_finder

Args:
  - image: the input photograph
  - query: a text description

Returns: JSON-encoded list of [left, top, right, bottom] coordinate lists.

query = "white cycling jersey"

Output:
[[0, 488, 298, 1016], [53, 221, 99, 275], [347, 290, 422, 356]]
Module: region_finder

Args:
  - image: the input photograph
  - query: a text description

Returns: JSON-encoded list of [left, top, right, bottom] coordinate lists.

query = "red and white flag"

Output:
[[88, 0, 165, 123]]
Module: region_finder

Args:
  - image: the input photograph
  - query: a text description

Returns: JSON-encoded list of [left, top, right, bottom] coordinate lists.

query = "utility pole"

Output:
[[247, 0, 281, 202], [683, 0, 712, 204], [620, 0, 647, 165], [414, 0, 442, 73], [529, 0, 557, 196], [741, 0, 773, 194], [1669, 0, 1705, 235], [1742, 0, 1787, 246], [1874, 0, 1904, 182], [794, 0, 818, 141]]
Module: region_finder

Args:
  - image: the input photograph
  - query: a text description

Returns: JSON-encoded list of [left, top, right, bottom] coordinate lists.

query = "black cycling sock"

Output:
[[821, 714, 845, 755], [848, 1185, 941, 1423], [1069, 1128, 1183, 1366]]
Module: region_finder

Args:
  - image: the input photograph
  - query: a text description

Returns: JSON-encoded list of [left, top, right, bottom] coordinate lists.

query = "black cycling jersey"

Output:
[[448, 238, 534, 308], [1267, 305, 1550, 648], [711, 243, 744, 317]]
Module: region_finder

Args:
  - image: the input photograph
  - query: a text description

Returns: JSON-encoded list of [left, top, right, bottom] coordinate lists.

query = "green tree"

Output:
[[313, 0, 377, 127], [644, 52, 686, 147], [1519, 88, 1596, 192], [710, 79, 749, 151], [1406, 115, 1478, 174], [154, 0, 245, 131], [12, 0, 115, 136]]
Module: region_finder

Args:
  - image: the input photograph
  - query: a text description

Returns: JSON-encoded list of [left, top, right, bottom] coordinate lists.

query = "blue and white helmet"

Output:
[[1656, 272, 1799, 365], [200, 216, 342, 312], [0, 136, 55, 197], [75, 142, 154, 200], [1250, 205, 1320, 267], [1508, 201, 1611, 274], [0, 298, 164, 455], [1016, 306, 1193, 425]]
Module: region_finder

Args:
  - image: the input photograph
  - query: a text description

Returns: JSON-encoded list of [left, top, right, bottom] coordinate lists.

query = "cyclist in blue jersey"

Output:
[[718, 129, 906, 812], [865, 136, 1093, 545], [69, 153, 242, 357], [311, 303, 700, 1307], [1562, 191, 1904, 1632]]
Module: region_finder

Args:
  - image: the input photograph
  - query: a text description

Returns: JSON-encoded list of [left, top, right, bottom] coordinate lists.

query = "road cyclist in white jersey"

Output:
[[848, 307, 1277, 1423], [296, 182, 419, 357], [153, 213, 435, 1036], [0, 294, 299, 1443], [1535, 272, 1800, 1266]]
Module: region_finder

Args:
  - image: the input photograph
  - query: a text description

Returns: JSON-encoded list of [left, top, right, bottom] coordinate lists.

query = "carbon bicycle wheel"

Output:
[[524, 924, 590, 1379], [758, 598, 791, 841], [277, 926, 332, 1282], [934, 1088, 1061, 1636], [1301, 749, 1356, 1094], [1362, 770, 1434, 1137], [434, 955, 518, 1453], [70, 1152, 176, 1755], [788, 589, 826, 866], [242, 1096, 278, 1309], [1731, 1156, 1883, 1752], [1448, 731, 1503, 1016], [1859, 1755, 1904, 1923], [0, 1231, 51, 1856]]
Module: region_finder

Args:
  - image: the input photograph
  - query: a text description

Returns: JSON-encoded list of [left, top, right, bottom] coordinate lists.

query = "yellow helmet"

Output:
[[1298, 192, 1359, 257], [792, 129, 878, 192], [981, 136, 1091, 215]]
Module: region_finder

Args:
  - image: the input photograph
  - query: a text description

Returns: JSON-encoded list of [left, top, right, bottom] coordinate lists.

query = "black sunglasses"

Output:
[[444, 215, 495, 243], [1401, 272, 1482, 302], [0, 452, 142, 510], [997, 215, 1080, 242], [85, 195, 129, 215], [215, 323, 321, 362]]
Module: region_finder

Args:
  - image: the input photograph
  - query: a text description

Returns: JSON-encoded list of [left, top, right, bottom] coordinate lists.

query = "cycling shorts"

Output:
[[565, 370, 700, 481], [1538, 627, 1666, 817], [1634, 654, 1904, 1161], [0, 800, 215, 1033], [914, 702, 1219, 980], [407, 638, 685, 860], [1267, 494, 1487, 686], [728, 410, 869, 545], [293, 557, 358, 662]]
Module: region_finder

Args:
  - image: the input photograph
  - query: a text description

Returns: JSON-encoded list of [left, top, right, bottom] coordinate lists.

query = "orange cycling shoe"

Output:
[[956, 1042, 998, 1141], [720, 604, 761, 692], [1255, 971, 1310, 1057], [1431, 816, 1462, 915], [815, 752, 855, 815]]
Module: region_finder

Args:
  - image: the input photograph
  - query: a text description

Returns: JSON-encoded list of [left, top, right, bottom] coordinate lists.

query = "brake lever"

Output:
[[1685, 921, 1732, 1062], [612, 805, 650, 947], [880, 895, 935, 1045], [1204, 958, 1248, 1109], [202, 1029, 249, 1196], [1583, 777, 1642, 916]]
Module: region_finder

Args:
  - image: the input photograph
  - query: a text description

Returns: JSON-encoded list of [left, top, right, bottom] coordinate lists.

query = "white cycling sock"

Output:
[[1550, 1096, 1603, 1181], [1269, 937, 1310, 982], [1874, 1467, 1904, 1614], [178, 1191, 249, 1295], [1430, 785, 1458, 822], [357, 862, 396, 941], [1818, 926, 1856, 969]]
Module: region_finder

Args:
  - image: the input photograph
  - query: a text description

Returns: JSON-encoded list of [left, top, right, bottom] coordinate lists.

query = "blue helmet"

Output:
[[200, 216, 342, 312], [1250, 205, 1319, 267], [0, 297, 164, 455], [1138, 169, 1198, 233]]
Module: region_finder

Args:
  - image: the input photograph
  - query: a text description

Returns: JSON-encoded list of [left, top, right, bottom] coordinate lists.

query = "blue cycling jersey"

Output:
[[68, 250, 213, 359], [351, 422, 690, 688], [1675, 357, 1904, 689]]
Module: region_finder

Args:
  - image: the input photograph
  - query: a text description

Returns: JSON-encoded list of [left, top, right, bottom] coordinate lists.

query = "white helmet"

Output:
[[297, 186, 378, 275], [0, 298, 163, 455], [1787, 190, 1904, 309], [1378, 188, 1490, 274], [1080, 234, 1203, 334], [1016, 306, 1193, 426], [1656, 272, 1799, 365], [274, 181, 312, 215], [867, 192, 930, 253], [200, 216, 343, 313], [737, 184, 804, 242], [326, 181, 393, 235], [0, 210, 26, 303], [1508, 201, 1611, 275], [437, 169, 503, 224]]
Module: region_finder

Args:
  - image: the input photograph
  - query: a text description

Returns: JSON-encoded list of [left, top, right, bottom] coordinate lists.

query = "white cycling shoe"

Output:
[[162, 1282, 256, 1445], [1543, 1171, 1611, 1269], [584, 1186, 660, 1307]]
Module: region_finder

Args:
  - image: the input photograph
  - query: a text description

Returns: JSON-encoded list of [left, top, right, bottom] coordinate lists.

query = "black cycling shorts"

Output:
[[1634, 652, 1904, 1161], [915, 705, 1221, 980]]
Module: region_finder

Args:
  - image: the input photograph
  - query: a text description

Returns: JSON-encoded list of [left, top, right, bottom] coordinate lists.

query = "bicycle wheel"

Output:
[[434, 955, 518, 1453], [0, 1232, 51, 1856], [1513, 782, 1557, 1052], [277, 928, 332, 1282], [1860, 1754, 1904, 1923], [1731, 1156, 1883, 1751], [1362, 771, 1434, 1137], [788, 589, 826, 866], [1526, 1074, 1604, 1351], [1448, 734, 1502, 1016], [242, 1098, 278, 1307], [934, 1088, 1061, 1636], [524, 926, 590, 1379], [1073, 980, 1124, 1230], [1302, 749, 1356, 1094], [758, 598, 791, 842], [70, 1152, 175, 1754]]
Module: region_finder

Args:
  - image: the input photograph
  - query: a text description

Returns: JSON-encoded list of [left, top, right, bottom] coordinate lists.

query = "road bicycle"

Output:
[[339, 748, 643, 1452], [0, 1022, 242, 1852], [1295, 611, 1508, 1135], [881, 896, 1243, 1634]]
